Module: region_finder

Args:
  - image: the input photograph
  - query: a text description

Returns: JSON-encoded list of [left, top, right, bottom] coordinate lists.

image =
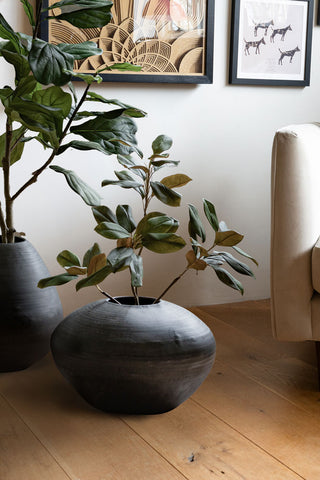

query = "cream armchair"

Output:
[[271, 123, 320, 380]]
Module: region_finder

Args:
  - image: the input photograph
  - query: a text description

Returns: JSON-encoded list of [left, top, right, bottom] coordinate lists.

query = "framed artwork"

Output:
[[229, 0, 313, 86], [40, 0, 214, 84], [317, 0, 320, 24]]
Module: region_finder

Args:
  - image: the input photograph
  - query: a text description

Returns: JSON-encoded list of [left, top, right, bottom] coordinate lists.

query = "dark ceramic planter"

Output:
[[51, 297, 216, 414], [0, 238, 63, 372]]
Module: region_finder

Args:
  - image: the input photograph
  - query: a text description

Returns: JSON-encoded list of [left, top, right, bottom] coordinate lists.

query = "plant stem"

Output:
[[3, 119, 14, 243], [34, 0, 43, 39], [12, 83, 91, 202], [153, 268, 189, 304], [96, 285, 121, 304], [0, 202, 7, 243]]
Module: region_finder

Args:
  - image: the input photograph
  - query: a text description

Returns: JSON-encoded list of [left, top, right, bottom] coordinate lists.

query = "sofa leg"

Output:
[[316, 342, 320, 389]]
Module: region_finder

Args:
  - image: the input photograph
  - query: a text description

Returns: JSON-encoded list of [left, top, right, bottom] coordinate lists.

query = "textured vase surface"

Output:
[[51, 297, 216, 414], [0, 238, 63, 372]]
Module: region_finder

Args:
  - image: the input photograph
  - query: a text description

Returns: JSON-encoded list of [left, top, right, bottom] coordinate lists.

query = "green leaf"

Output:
[[150, 181, 181, 207], [50, 0, 113, 29], [144, 215, 179, 234], [209, 266, 244, 295], [86, 92, 147, 118], [0, 126, 25, 167], [83, 242, 101, 267], [50, 165, 101, 206], [99, 62, 142, 73], [95, 222, 130, 239], [13, 76, 38, 98], [207, 252, 254, 277], [150, 159, 179, 168], [130, 254, 143, 287], [215, 230, 243, 247], [107, 247, 133, 271], [143, 234, 186, 254], [92, 205, 117, 224], [57, 250, 81, 268], [160, 174, 192, 189], [29, 39, 74, 86], [152, 135, 173, 155], [76, 264, 113, 291], [203, 199, 219, 232], [70, 115, 139, 156], [233, 246, 259, 266], [57, 41, 102, 60], [20, 0, 35, 27], [1, 49, 30, 81], [116, 205, 136, 233], [57, 140, 114, 156], [188, 204, 206, 242], [65, 70, 102, 85], [101, 179, 143, 189], [0, 13, 23, 53], [38, 273, 78, 288], [33, 86, 72, 118]]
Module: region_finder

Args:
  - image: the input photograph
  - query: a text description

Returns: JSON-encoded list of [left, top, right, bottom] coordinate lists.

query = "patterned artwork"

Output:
[[44, 0, 214, 83]]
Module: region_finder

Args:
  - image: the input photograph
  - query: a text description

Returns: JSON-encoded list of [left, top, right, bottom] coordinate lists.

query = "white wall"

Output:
[[2, 1, 320, 315]]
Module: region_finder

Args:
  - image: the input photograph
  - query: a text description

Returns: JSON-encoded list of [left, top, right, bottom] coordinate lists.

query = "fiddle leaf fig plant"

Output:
[[0, 0, 145, 243], [39, 135, 258, 304]]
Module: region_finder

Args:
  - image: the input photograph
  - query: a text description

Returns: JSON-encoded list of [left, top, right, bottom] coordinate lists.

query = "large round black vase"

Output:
[[0, 238, 63, 372], [51, 297, 216, 414]]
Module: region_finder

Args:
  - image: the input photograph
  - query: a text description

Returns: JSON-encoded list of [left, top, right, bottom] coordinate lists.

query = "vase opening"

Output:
[[0, 235, 25, 244], [109, 296, 159, 306]]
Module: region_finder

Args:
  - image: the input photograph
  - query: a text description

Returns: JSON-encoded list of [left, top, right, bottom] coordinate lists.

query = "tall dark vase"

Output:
[[51, 297, 216, 415], [0, 237, 63, 372]]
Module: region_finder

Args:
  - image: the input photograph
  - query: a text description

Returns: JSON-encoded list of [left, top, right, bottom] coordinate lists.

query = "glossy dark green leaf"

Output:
[[57, 41, 102, 60], [215, 230, 243, 247], [38, 273, 78, 288], [65, 70, 102, 85], [1, 49, 30, 81], [76, 264, 113, 291], [33, 86, 72, 118], [150, 181, 181, 207], [70, 115, 139, 156], [86, 92, 147, 117], [13, 76, 38, 98], [203, 199, 219, 232], [143, 233, 186, 254], [0, 126, 25, 167], [0, 87, 13, 104], [130, 254, 143, 287], [57, 249, 81, 268], [116, 205, 136, 233], [50, 165, 101, 206], [83, 243, 101, 268], [20, 0, 35, 27], [29, 39, 74, 86], [152, 135, 173, 155], [58, 140, 116, 156], [188, 204, 206, 242], [209, 265, 244, 295], [144, 215, 179, 234], [95, 222, 130, 239], [51, 1, 113, 29], [0, 14, 22, 53], [92, 205, 117, 224]]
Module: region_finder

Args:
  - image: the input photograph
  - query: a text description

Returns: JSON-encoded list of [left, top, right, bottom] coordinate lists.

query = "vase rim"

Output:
[[107, 296, 161, 306], [0, 235, 27, 244]]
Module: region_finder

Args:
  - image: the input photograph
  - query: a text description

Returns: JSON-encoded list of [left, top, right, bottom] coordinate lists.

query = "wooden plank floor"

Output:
[[0, 299, 319, 480]]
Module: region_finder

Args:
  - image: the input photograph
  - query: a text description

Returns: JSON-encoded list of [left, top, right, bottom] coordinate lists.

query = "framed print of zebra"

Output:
[[229, 0, 313, 86]]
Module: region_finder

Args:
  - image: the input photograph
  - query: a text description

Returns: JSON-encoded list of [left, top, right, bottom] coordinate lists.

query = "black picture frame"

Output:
[[317, 0, 320, 24], [39, 0, 214, 84], [229, 0, 313, 86]]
